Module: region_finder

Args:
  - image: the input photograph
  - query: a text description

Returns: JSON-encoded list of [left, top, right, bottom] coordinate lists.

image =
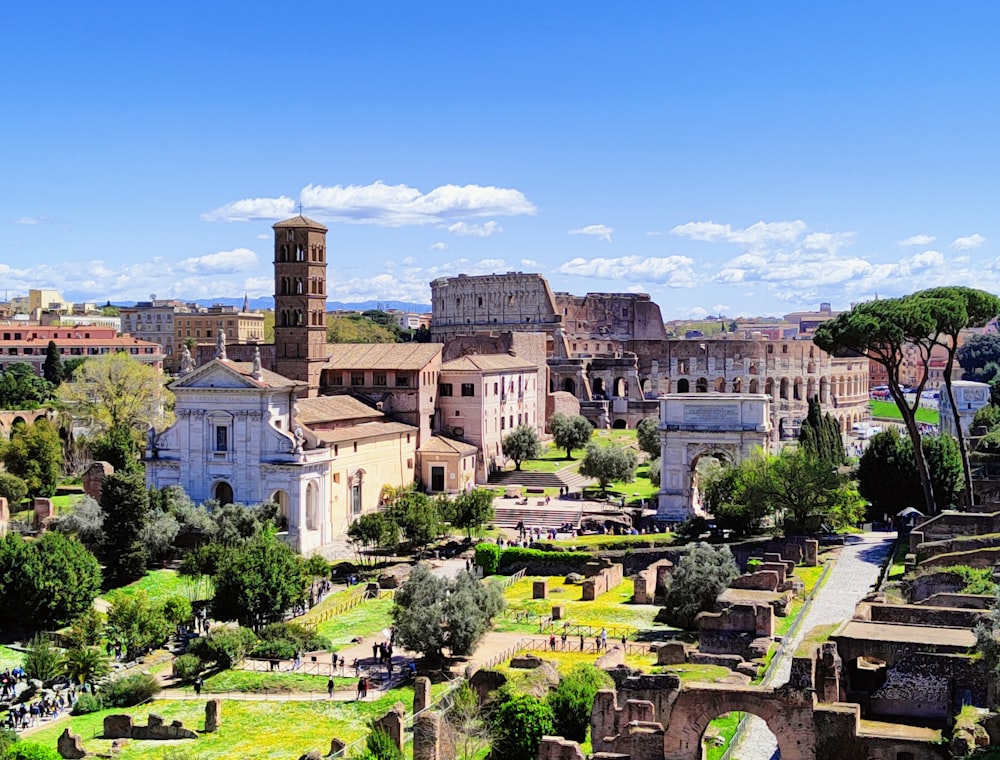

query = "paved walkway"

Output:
[[733, 530, 896, 760]]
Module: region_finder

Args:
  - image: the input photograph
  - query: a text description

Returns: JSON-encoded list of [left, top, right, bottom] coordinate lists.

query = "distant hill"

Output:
[[111, 297, 432, 313]]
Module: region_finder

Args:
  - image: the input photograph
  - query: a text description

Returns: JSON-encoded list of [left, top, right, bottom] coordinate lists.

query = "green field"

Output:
[[544, 532, 675, 550], [705, 711, 743, 760], [0, 645, 23, 670], [495, 576, 664, 632], [100, 569, 214, 605], [313, 598, 394, 646], [23, 685, 442, 760], [869, 399, 939, 425]]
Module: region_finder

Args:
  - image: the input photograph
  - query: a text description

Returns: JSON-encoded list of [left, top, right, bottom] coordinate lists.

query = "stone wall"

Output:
[[915, 593, 993, 609], [918, 545, 1000, 570], [731, 570, 782, 592], [855, 602, 987, 629], [83, 461, 113, 501], [633, 559, 673, 604], [914, 532, 1000, 563], [908, 570, 966, 602], [909, 510, 1000, 551], [581, 561, 624, 600]]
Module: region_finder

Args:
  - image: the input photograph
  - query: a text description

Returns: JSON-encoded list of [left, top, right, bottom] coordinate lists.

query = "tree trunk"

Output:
[[942, 370, 974, 508], [888, 386, 938, 515]]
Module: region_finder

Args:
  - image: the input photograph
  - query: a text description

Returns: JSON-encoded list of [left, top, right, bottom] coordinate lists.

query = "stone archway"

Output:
[[213, 480, 234, 505], [562, 377, 577, 395], [662, 685, 817, 760], [656, 394, 771, 522]]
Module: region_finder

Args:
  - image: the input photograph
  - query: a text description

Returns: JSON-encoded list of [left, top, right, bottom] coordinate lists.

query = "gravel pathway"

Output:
[[731, 531, 896, 760]]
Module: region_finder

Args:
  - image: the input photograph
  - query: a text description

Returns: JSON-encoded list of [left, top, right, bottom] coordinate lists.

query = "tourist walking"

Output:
[[327, 677, 334, 698]]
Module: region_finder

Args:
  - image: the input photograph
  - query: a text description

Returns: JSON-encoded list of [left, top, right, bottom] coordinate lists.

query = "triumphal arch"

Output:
[[657, 393, 771, 523]]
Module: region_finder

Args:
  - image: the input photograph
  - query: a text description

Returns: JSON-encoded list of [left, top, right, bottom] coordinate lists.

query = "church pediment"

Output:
[[170, 360, 260, 390]]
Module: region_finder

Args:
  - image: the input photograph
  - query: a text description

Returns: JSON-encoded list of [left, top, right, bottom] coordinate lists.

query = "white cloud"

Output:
[[256, 233, 271, 240], [428, 242, 447, 251], [670, 220, 807, 249], [200, 196, 296, 223], [951, 233, 986, 251], [177, 248, 258, 275], [202, 181, 536, 226], [645, 230, 663, 237], [713, 304, 732, 315], [557, 255, 696, 287], [520, 258, 543, 269], [898, 234, 935, 247], [568, 224, 615, 243], [13, 215, 58, 225], [446, 221, 503, 237]]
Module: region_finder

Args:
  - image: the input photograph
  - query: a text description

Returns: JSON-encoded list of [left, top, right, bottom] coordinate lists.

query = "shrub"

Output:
[[161, 596, 193, 628], [474, 543, 501, 575], [188, 626, 258, 669], [23, 635, 62, 683], [497, 547, 591, 570], [662, 543, 739, 629], [359, 728, 404, 760], [547, 664, 613, 742], [490, 689, 554, 760], [71, 693, 103, 715], [257, 622, 330, 653], [100, 672, 160, 707], [171, 653, 202, 682], [5, 741, 62, 760]]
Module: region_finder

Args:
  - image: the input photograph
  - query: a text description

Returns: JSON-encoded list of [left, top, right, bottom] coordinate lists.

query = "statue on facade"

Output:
[[293, 426, 305, 454], [179, 344, 194, 375], [215, 329, 227, 361], [251, 346, 263, 381]]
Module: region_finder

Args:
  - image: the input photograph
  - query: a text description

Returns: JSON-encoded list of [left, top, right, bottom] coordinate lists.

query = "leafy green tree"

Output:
[[90, 425, 143, 472], [760, 446, 847, 531], [53, 496, 105, 552], [189, 626, 259, 668], [43, 341, 63, 386], [578, 443, 637, 494], [63, 607, 105, 649], [100, 468, 151, 584], [389, 492, 442, 556], [61, 357, 85, 382], [326, 315, 400, 343], [22, 635, 63, 682], [392, 563, 503, 659], [502, 424, 541, 470], [919, 287, 1000, 502], [636, 416, 661, 458], [0, 532, 101, 631], [0, 472, 28, 506], [105, 590, 172, 661], [814, 293, 957, 514], [2, 418, 62, 497], [449, 488, 495, 538], [211, 532, 308, 632], [702, 453, 770, 536], [0, 363, 54, 409], [647, 456, 661, 488], [859, 430, 963, 517], [140, 509, 180, 562], [161, 595, 193, 628], [798, 396, 845, 465], [57, 352, 173, 434], [549, 413, 593, 459], [63, 645, 110, 685], [547, 664, 613, 742], [960, 333, 1000, 379], [5, 741, 62, 760], [662, 543, 738, 629], [348, 511, 398, 567], [972, 404, 1000, 433], [490, 689, 554, 760]]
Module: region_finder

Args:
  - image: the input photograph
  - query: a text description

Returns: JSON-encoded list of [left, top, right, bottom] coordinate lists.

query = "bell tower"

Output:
[[272, 214, 328, 395]]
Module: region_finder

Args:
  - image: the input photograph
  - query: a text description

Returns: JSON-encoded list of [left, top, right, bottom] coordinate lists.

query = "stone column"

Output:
[[205, 698, 222, 732], [413, 676, 431, 714], [413, 712, 441, 760]]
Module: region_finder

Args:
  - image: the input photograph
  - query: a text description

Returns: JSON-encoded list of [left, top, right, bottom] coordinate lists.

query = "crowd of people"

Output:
[[1, 667, 78, 733]]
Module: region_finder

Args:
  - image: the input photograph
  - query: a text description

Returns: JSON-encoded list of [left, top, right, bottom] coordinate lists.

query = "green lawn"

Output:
[[869, 399, 939, 425], [23, 685, 440, 760], [0, 645, 23, 670], [188, 670, 358, 694], [705, 711, 743, 760], [495, 576, 664, 632], [544, 532, 675, 550], [101, 569, 214, 605], [653, 663, 733, 684], [314, 598, 394, 646]]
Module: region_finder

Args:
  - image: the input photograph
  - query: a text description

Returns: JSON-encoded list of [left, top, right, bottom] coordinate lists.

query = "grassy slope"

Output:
[[100, 569, 214, 605], [869, 399, 939, 425]]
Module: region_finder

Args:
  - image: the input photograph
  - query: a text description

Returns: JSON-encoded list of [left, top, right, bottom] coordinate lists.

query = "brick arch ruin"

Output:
[[0, 409, 52, 440], [662, 685, 817, 760]]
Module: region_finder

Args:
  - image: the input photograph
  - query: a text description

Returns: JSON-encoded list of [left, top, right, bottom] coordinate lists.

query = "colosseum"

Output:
[[429, 272, 870, 444]]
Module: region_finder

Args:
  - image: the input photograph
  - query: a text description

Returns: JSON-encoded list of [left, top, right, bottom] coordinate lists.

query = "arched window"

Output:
[[714, 377, 726, 392], [793, 378, 802, 400], [779, 378, 788, 399], [764, 378, 774, 397], [732, 378, 742, 393], [306, 481, 319, 530], [677, 378, 690, 393], [749, 379, 759, 394], [696, 377, 708, 393], [214, 481, 233, 505]]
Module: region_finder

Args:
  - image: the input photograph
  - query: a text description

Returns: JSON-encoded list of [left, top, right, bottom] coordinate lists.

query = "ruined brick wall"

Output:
[[856, 602, 986, 629], [910, 510, 1000, 550], [581, 563, 624, 600], [914, 533, 1000, 563], [919, 545, 1000, 570], [546, 391, 581, 426]]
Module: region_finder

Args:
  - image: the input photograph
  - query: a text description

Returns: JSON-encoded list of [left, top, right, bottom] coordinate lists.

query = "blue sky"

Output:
[[3, 2, 1000, 319]]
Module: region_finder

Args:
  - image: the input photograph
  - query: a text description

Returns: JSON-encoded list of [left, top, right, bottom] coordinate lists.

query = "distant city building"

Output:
[[0, 324, 164, 374]]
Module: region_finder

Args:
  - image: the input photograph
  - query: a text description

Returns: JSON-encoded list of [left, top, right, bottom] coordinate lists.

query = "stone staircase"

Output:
[[493, 500, 585, 530], [487, 466, 595, 492]]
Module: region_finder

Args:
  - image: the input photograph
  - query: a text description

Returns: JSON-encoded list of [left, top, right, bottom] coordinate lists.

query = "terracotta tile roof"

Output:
[[226, 361, 300, 388], [312, 420, 416, 444], [418, 435, 478, 455], [441, 354, 537, 372], [324, 343, 442, 371], [295, 395, 382, 425], [272, 215, 328, 231]]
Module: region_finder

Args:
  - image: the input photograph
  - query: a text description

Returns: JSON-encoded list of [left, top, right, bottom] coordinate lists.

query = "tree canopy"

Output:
[[578, 442, 637, 493], [501, 424, 541, 470], [2, 417, 62, 497], [43, 341, 63, 386], [391, 563, 503, 659], [0, 364, 54, 409], [662, 543, 738, 628], [797, 396, 845, 465], [100, 468, 151, 584], [448, 488, 495, 538], [636, 417, 661, 458], [549, 413, 593, 459], [57, 352, 173, 434]]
